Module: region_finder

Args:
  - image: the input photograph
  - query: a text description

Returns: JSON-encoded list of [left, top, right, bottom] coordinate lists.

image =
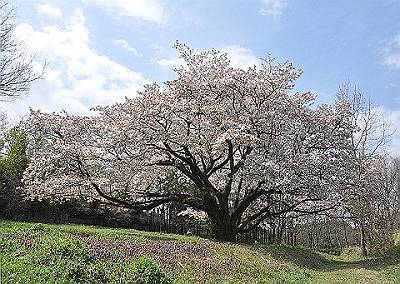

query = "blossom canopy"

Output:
[[22, 43, 354, 241]]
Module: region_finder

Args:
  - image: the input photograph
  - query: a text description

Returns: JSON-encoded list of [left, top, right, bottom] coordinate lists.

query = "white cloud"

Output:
[[156, 45, 258, 70], [157, 57, 185, 69], [260, 0, 287, 17], [4, 9, 148, 121], [35, 2, 63, 19], [114, 39, 139, 56], [382, 34, 400, 69], [84, 0, 165, 23], [221, 46, 258, 69], [149, 44, 166, 54]]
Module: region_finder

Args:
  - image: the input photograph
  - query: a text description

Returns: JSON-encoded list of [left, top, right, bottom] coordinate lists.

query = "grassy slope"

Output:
[[1, 221, 400, 283]]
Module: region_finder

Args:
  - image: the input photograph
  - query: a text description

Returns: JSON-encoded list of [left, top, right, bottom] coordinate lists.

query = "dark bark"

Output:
[[210, 216, 237, 242], [202, 193, 238, 242], [360, 221, 367, 257]]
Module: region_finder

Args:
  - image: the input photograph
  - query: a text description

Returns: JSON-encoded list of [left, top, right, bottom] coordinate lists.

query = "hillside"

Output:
[[1, 221, 400, 283]]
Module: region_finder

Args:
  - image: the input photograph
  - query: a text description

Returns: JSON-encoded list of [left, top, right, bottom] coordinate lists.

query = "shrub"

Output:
[[53, 261, 108, 284], [54, 237, 93, 262], [125, 258, 172, 284], [368, 234, 395, 257], [32, 223, 47, 231], [33, 236, 94, 266], [340, 246, 363, 260]]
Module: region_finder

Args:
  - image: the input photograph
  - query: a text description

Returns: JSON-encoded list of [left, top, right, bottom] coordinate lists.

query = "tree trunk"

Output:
[[204, 193, 238, 242], [343, 221, 348, 247], [360, 222, 367, 257], [212, 220, 236, 242], [208, 209, 237, 242]]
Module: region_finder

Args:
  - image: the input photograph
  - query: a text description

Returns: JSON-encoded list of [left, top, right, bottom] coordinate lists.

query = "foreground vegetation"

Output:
[[1, 221, 400, 283]]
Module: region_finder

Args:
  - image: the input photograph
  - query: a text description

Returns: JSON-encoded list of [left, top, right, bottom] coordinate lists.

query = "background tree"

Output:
[[0, 0, 43, 100], [358, 155, 400, 255], [336, 82, 391, 256], [0, 0, 43, 217], [22, 43, 354, 241], [0, 127, 28, 217]]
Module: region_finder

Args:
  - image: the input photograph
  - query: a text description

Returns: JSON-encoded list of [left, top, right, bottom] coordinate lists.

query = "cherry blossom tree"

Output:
[[22, 43, 353, 241]]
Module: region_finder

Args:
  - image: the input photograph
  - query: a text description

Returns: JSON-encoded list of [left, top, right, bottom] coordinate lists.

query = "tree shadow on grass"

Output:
[[63, 225, 202, 244], [248, 244, 400, 272]]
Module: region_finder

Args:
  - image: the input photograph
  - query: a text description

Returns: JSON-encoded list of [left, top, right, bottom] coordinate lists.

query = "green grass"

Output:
[[1, 221, 400, 283]]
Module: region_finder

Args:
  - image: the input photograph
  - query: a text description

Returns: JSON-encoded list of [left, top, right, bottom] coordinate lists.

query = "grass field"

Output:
[[1, 221, 400, 283]]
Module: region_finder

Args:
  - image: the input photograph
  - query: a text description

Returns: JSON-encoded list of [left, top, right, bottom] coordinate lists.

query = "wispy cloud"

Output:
[[156, 45, 258, 70], [83, 0, 166, 23], [36, 2, 63, 19], [382, 34, 400, 69], [221, 46, 258, 69], [114, 39, 139, 56], [157, 57, 185, 69], [259, 0, 287, 17]]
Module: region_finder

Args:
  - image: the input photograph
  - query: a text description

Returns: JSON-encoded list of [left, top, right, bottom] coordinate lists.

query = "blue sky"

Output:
[[3, 0, 400, 152]]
